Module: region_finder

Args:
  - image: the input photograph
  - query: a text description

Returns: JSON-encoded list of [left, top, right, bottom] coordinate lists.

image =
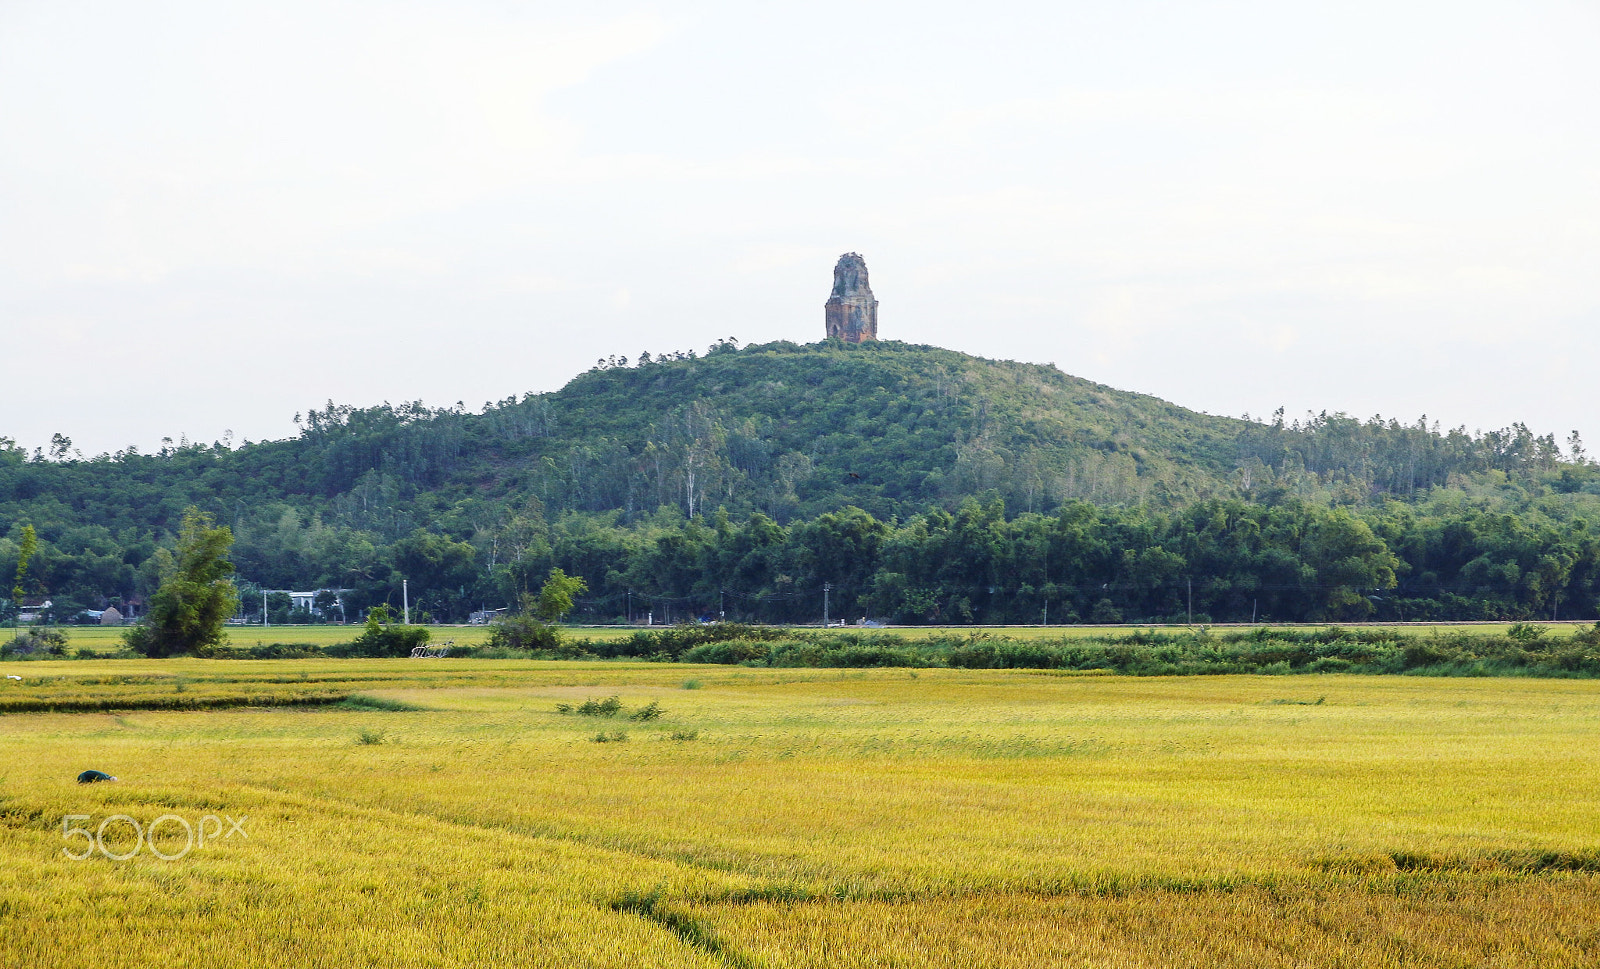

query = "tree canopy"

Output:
[[534, 568, 588, 623]]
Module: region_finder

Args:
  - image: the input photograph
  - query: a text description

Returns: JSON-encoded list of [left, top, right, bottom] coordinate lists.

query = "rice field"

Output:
[[3, 661, 1598, 966]]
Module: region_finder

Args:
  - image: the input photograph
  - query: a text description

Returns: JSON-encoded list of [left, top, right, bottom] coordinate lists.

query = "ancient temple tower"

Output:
[[824, 252, 878, 343]]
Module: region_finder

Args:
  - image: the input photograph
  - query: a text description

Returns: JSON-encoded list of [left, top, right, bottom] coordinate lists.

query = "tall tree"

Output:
[[535, 568, 588, 623], [126, 508, 239, 657], [11, 524, 36, 631]]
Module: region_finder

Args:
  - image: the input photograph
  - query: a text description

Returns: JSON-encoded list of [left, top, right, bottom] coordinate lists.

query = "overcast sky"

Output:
[[2, 0, 1597, 457]]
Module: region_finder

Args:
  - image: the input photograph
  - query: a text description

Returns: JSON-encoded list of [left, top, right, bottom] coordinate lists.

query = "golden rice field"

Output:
[[3, 660, 1599, 967]]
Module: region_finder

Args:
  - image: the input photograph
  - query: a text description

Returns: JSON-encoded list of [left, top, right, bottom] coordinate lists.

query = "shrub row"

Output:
[[27, 620, 1600, 678], [567, 622, 1600, 676]]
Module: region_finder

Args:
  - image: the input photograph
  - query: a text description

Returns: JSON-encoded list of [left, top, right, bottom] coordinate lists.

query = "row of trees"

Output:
[[520, 496, 1595, 625], [8, 491, 1600, 628]]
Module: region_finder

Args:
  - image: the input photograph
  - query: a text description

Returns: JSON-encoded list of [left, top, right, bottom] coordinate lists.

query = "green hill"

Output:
[[455, 339, 1252, 518], [263, 338, 1588, 522]]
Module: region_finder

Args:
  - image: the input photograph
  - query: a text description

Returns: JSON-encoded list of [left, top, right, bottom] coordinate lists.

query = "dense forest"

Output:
[[4, 339, 1599, 625]]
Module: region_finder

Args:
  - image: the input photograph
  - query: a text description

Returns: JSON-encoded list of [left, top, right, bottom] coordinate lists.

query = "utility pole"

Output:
[[403, 578, 409, 625], [719, 589, 725, 621], [1043, 600, 1048, 626], [263, 589, 268, 628], [1187, 577, 1193, 626], [823, 582, 831, 628]]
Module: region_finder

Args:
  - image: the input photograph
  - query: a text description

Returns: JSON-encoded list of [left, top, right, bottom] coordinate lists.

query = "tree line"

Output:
[[5, 490, 1600, 627]]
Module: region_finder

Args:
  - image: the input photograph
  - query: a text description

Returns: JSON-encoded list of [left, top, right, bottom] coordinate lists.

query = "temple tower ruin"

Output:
[[824, 252, 878, 343]]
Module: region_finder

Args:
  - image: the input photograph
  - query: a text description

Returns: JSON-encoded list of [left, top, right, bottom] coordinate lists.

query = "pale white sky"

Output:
[[2, 0, 1597, 457]]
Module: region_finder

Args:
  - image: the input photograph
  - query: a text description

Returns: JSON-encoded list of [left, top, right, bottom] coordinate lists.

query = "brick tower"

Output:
[[824, 252, 878, 343]]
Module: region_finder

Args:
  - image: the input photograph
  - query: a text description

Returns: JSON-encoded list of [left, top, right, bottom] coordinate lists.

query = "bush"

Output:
[[485, 612, 563, 651], [2, 628, 69, 658], [194, 642, 325, 659], [680, 639, 773, 664], [557, 696, 624, 717], [464, 642, 596, 660], [1507, 622, 1548, 644], [1570, 622, 1600, 648], [593, 623, 790, 660], [328, 606, 429, 658], [948, 641, 1075, 670], [1402, 642, 1456, 669], [768, 642, 927, 668]]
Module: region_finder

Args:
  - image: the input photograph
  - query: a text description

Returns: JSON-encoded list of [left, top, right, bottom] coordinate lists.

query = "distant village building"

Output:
[[824, 253, 878, 343], [254, 588, 351, 620], [99, 606, 123, 626], [286, 589, 350, 619]]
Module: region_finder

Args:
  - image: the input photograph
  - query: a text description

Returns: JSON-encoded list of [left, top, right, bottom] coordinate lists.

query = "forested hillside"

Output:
[[4, 339, 1599, 626]]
